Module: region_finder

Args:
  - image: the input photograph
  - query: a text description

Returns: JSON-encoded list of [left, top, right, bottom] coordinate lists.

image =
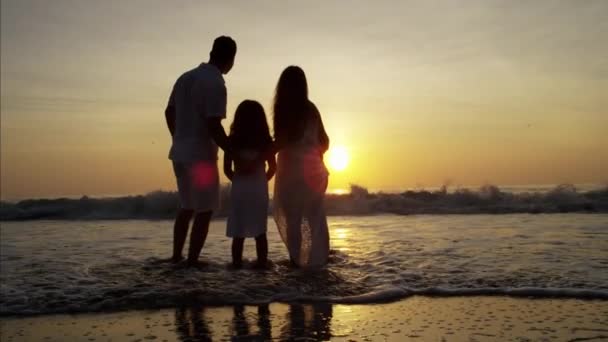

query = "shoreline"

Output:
[[2, 296, 607, 341]]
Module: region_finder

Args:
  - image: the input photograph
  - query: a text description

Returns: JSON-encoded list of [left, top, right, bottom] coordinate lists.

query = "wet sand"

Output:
[[1, 296, 607, 341]]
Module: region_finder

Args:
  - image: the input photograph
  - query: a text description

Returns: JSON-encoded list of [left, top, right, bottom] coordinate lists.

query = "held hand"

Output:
[[235, 158, 258, 175], [223, 170, 234, 181]]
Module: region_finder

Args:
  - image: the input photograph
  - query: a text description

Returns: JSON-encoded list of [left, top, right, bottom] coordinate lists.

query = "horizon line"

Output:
[[2, 182, 606, 203]]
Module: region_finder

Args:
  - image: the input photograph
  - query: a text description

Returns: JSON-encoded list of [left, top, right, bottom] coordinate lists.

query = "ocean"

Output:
[[1, 214, 607, 316]]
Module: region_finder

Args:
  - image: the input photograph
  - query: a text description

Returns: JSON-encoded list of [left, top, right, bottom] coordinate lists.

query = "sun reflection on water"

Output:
[[331, 227, 351, 252], [334, 228, 349, 240]]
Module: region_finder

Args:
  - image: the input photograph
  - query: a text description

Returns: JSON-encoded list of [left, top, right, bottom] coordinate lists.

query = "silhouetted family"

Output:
[[165, 36, 330, 269]]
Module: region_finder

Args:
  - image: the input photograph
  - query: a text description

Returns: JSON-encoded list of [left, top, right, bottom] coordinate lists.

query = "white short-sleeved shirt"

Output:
[[167, 63, 227, 162]]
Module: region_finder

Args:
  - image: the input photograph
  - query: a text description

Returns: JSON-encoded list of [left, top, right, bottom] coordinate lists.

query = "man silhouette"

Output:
[[165, 36, 236, 266]]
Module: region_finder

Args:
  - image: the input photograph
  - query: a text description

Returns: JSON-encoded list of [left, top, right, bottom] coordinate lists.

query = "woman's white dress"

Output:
[[273, 117, 329, 268], [226, 150, 268, 238]]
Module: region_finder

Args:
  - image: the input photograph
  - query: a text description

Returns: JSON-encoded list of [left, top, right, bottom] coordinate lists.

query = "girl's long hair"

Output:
[[273, 66, 310, 144], [229, 100, 272, 151]]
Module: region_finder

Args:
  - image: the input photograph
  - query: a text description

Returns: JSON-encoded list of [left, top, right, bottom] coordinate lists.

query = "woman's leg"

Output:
[[307, 205, 330, 267], [274, 173, 303, 267], [231, 238, 245, 268], [255, 233, 268, 267], [285, 207, 302, 266]]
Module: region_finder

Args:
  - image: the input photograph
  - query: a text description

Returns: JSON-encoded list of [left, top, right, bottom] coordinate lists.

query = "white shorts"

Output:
[[172, 161, 219, 212]]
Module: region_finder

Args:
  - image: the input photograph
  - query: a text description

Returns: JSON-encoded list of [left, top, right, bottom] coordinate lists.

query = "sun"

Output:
[[327, 146, 349, 172]]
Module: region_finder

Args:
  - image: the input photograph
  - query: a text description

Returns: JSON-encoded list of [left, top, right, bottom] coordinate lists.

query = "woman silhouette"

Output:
[[272, 66, 330, 268]]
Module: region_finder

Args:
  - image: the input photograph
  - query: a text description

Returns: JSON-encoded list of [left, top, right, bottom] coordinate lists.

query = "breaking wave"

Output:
[[1, 184, 607, 220]]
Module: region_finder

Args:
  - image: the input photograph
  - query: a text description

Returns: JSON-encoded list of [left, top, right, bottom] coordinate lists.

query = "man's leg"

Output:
[[187, 210, 212, 266], [172, 209, 193, 262]]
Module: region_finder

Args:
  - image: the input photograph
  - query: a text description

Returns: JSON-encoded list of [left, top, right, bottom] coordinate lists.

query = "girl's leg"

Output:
[[232, 238, 245, 268], [255, 233, 268, 267]]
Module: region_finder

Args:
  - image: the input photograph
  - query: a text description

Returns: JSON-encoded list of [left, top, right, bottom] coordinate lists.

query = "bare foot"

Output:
[[229, 261, 243, 270], [186, 259, 208, 269], [153, 256, 184, 264], [171, 255, 185, 263], [253, 259, 270, 270]]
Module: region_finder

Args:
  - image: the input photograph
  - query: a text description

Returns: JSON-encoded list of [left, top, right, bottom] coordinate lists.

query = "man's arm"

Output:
[[223, 151, 234, 181], [207, 117, 231, 152], [165, 84, 177, 137], [165, 104, 176, 137], [203, 77, 230, 152]]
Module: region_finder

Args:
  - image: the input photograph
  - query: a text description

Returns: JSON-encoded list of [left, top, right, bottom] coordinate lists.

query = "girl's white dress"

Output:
[[273, 114, 330, 268], [226, 150, 268, 238]]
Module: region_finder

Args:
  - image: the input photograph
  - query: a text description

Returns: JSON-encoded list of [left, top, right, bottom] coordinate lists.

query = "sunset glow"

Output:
[[1, 1, 607, 199], [327, 146, 349, 172]]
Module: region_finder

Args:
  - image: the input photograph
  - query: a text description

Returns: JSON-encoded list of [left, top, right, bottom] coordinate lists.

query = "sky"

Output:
[[1, 0, 607, 200]]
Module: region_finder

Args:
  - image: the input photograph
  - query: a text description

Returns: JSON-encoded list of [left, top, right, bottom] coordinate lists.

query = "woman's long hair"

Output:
[[229, 100, 272, 151], [273, 66, 310, 144]]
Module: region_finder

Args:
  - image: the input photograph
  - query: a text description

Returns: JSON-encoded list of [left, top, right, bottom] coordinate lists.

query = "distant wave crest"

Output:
[[1, 184, 607, 220]]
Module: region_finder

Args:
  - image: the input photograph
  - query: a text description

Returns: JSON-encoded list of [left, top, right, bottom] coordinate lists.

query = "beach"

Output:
[[1, 215, 607, 340], [3, 0, 607, 340], [2, 297, 607, 341]]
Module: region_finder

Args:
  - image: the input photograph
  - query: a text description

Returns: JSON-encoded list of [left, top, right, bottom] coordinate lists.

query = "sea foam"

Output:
[[1, 214, 606, 315]]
